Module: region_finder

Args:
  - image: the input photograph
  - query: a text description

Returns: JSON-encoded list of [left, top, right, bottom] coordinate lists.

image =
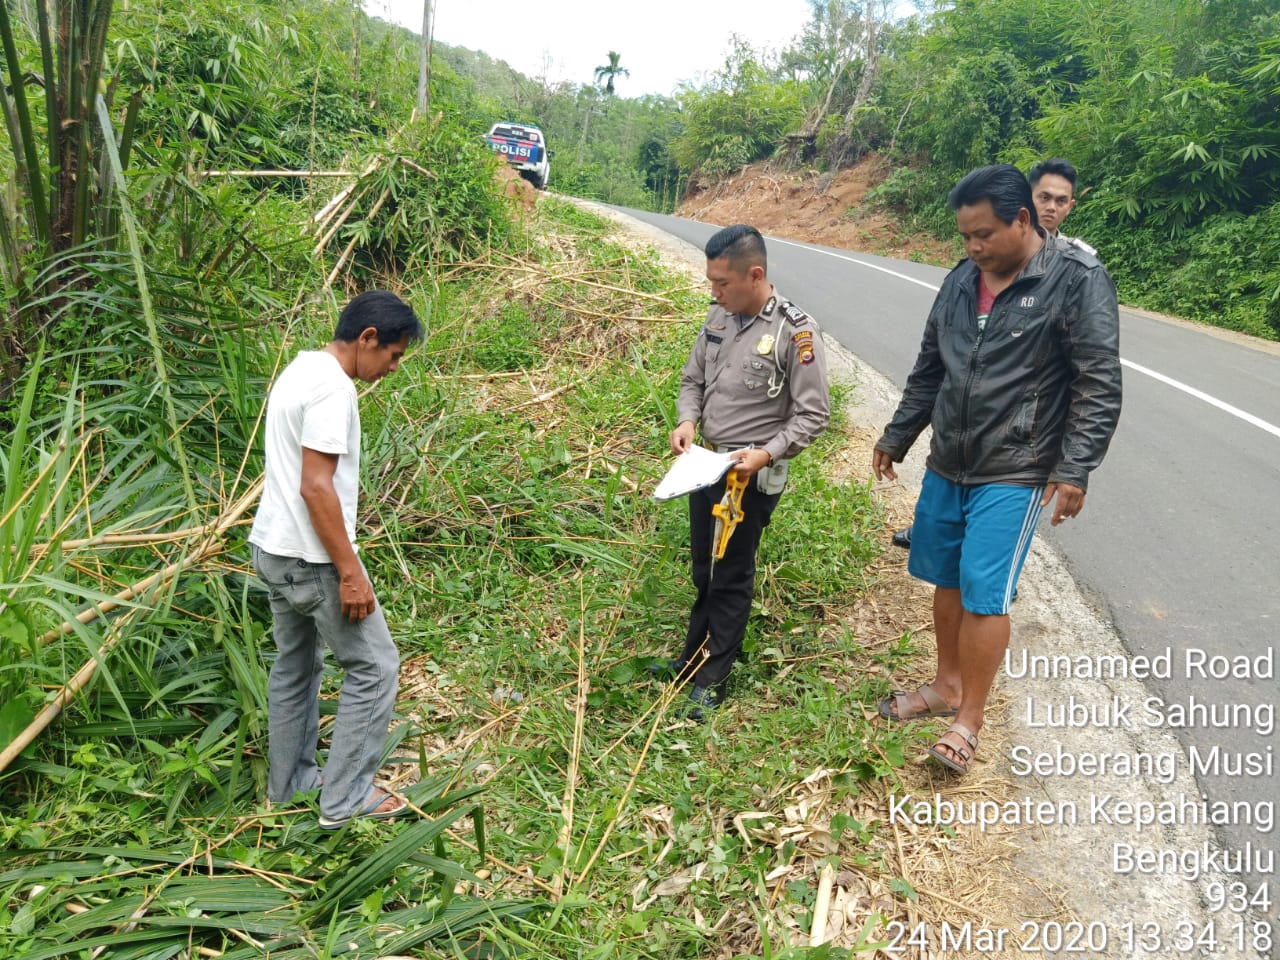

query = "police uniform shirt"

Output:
[[677, 289, 831, 465], [1047, 228, 1097, 257]]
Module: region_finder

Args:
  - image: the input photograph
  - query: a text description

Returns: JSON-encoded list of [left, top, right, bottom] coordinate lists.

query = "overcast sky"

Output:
[[361, 0, 816, 97]]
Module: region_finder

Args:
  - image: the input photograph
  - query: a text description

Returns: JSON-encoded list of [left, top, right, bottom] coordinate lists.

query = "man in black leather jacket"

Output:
[[871, 164, 1121, 775]]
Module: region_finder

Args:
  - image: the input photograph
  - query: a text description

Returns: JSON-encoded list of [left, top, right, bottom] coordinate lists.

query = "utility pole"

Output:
[[417, 0, 434, 115]]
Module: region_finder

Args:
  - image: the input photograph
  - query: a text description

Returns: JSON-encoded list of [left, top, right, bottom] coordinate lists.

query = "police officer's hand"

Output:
[[339, 571, 378, 621], [871, 448, 898, 482], [670, 421, 696, 455], [732, 449, 771, 478]]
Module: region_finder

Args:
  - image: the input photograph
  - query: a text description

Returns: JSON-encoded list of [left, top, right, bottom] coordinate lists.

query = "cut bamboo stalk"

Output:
[[38, 480, 263, 646], [1, 609, 138, 774], [396, 157, 433, 178], [26, 527, 215, 556], [324, 186, 392, 287], [481, 262, 678, 303], [552, 581, 590, 899], [203, 169, 353, 178], [311, 157, 381, 233], [568, 631, 684, 892], [599, 460, 639, 494], [809, 862, 836, 946], [0, 477, 265, 774], [312, 185, 354, 227], [0, 442, 65, 531], [313, 185, 371, 254], [510, 383, 575, 410]]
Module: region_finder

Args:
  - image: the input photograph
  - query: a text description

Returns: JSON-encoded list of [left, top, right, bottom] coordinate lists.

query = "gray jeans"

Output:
[[251, 545, 399, 820]]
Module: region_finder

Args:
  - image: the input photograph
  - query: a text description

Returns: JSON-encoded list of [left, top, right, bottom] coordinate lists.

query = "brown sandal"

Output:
[[928, 723, 979, 774], [877, 683, 958, 721]]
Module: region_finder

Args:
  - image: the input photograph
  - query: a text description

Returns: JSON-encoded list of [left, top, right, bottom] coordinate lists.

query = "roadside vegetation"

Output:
[[0, 0, 1230, 955], [0, 180, 908, 954], [0, 2, 1031, 956]]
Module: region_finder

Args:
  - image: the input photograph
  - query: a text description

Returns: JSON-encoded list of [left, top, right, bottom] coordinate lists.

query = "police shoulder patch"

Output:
[[781, 301, 812, 326], [1065, 235, 1098, 257]]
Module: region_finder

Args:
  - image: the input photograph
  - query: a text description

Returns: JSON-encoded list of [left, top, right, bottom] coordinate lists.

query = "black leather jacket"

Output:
[[876, 235, 1121, 490]]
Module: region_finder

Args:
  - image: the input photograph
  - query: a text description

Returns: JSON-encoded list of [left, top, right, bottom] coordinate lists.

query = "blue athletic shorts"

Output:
[[907, 469, 1044, 615]]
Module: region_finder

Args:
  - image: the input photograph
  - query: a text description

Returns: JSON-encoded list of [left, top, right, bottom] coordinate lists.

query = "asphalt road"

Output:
[[615, 206, 1279, 876]]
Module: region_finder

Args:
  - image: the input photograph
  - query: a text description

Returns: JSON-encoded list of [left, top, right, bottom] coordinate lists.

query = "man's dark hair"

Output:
[[947, 164, 1038, 228], [1029, 157, 1078, 192], [705, 224, 767, 274], [334, 290, 425, 345]]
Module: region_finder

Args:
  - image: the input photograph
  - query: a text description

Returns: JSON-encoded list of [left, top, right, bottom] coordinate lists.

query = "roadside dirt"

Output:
[[678, 156, 958, 265], [495, 164, 539, 214]]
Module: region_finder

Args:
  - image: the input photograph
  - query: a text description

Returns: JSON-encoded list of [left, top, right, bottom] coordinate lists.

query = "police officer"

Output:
[[663, 224, 830, 719]]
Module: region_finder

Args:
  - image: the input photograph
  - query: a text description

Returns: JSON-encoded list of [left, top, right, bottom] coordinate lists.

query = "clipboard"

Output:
[[652, 445, 738, 501]]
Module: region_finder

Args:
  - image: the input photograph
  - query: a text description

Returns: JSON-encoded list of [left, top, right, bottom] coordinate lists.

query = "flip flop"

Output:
[[927, 723, 979, 774], [318, 789, 408, 830], [877, 683, 957, 721]]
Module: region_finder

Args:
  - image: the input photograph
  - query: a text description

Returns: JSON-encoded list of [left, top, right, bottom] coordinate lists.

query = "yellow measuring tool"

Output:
[[711, 469, 749, 561]]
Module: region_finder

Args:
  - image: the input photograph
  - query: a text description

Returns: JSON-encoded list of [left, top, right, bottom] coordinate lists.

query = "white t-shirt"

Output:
[[249, 350, 360, 562]]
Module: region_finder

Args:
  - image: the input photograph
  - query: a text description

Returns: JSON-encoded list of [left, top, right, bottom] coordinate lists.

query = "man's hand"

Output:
[[339, 569, 377, 621], [1042, 482, 1085, 525], [300, 447, 379, 621], [871, 448, 898, 482], [731, 448, 771, 478], [670, 420, 696, 455]]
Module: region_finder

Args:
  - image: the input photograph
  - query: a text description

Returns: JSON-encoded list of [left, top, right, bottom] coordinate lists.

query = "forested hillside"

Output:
[[438, 0, 1280, 339]]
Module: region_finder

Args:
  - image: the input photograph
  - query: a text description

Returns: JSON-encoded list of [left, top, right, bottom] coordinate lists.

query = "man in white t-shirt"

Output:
[[249, 290, 422, 829]]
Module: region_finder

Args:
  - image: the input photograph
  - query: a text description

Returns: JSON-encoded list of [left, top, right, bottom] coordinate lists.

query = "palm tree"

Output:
[[593, 50, 629, 95]]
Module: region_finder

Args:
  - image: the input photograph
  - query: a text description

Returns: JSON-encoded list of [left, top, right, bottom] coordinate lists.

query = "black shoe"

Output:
[[648, 658, 684, 680], [891, 525, 912, 549], [677, 685, 721, 722]]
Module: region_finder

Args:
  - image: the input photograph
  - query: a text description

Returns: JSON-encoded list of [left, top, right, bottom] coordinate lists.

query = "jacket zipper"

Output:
[[958, 293, 987, 481]]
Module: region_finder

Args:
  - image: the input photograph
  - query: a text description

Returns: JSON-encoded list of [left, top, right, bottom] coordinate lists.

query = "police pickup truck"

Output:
[[484, 122, 550, 189]]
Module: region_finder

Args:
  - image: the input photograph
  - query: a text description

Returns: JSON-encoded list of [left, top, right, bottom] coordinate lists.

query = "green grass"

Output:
[[0, 198, 926, 959]]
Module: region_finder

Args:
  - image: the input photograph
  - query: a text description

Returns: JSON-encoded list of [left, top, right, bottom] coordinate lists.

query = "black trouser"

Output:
[[678, 475, 781, 692]]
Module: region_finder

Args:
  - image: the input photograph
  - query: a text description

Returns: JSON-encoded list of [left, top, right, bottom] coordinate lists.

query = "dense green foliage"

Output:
[[668, 39, 805, 180], [872, 0, 1280, 336]]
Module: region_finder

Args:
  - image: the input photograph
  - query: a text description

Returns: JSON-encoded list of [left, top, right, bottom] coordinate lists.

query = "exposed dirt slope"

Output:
[[677, 156, 958, 265]]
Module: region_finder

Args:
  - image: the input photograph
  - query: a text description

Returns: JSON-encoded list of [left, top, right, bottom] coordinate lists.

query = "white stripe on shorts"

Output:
[[1002, 488, 1045, 613]]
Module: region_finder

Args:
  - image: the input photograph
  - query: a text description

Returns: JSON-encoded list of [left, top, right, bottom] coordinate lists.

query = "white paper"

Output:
[[652, 445, 737, 501]]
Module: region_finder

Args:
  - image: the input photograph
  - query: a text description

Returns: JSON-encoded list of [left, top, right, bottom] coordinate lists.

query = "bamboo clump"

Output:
[[0, 479, 263, 774]]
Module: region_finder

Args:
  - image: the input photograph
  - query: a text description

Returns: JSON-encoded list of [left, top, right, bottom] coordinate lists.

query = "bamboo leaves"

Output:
[[94, 93, 197, 512], [0, 807, 526, 960]]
